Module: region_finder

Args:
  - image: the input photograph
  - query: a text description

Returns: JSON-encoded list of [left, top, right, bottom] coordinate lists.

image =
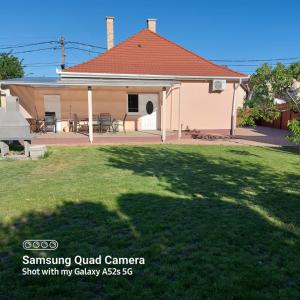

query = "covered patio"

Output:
[[1, 77, 181, 144]]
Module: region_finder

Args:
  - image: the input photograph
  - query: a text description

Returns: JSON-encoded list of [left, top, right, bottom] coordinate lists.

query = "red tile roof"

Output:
[[64, 29, 246, 77]]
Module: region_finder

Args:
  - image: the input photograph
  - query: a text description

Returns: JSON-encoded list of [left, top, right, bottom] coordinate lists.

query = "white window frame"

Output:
[[127, 93, 140, 115]]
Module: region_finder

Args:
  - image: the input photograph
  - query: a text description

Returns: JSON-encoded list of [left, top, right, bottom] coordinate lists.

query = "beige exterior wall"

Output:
[[166, 81, 236, 131], [5, 80, 239, 132]]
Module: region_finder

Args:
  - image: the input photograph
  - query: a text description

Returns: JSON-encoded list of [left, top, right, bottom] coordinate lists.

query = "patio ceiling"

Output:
[[0, 77, 177, 87]]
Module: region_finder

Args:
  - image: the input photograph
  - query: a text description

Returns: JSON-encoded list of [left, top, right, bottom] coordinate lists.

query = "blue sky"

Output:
[[2, 0, 300, 77]]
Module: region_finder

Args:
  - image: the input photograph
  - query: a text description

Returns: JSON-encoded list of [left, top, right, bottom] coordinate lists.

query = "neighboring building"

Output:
[[0, 17, 248, 142]]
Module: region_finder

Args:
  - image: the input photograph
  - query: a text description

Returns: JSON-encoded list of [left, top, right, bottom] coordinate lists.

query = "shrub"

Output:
[[287, 119, 300, 144], [237, 108, 256, 127]]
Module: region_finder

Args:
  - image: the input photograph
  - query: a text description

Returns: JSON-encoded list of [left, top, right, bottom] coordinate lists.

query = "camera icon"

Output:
[[23, 240, 58, 251]]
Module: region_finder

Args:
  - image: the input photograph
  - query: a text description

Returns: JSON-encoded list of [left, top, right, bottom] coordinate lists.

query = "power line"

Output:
[[0, 41, 57, 50], [222, 62, 297, 67], [65, 46, 102, 54], [0, 40, 106, 55], [0, 38, 299, 63], [23, 61, 76, 67], [23, 65, 59, 68], [23, 62, 61, 66], [11, 47, 59, 55], [3, 38, 299, 75], [67, 41, 106, 50], [0, 35, 58, 41], [24, 65, 76, 68], [24, 64, 58, 67], [211, 57, 300, 62]]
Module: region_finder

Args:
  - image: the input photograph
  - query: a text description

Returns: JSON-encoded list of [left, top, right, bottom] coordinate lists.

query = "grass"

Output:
[[0, 145, 300, 299]]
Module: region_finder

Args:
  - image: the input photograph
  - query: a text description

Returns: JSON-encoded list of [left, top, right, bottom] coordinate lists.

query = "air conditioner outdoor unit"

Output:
[[212, 79, 226, 91]]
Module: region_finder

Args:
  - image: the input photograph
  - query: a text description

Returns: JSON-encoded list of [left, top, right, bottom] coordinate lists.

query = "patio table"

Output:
[[68, 115, 117, 133]]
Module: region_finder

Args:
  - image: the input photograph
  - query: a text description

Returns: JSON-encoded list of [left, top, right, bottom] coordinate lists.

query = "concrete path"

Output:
[[170, 126, 297, 147]]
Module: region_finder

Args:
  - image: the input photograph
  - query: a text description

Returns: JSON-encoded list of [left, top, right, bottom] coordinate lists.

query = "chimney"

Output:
[[147, 19, 156, 32], [106, 16, 114, 50]]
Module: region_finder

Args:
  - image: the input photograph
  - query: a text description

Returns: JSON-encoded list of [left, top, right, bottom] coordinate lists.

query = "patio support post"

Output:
[[231, 80, 240, 136], [162, 87, 167, 142], [87, 86, 93, 143], [178, 84, 182, 139]]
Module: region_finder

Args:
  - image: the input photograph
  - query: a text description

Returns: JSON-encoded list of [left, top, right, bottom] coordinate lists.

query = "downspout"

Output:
[[231, 78, 242, 136]]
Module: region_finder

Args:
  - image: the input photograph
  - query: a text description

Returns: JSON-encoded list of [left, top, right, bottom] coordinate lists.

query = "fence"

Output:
[[256, 104, 300, 130]]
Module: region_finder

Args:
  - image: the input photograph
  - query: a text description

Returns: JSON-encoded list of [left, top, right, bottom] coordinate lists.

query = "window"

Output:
[[128, 94, 139, 113]]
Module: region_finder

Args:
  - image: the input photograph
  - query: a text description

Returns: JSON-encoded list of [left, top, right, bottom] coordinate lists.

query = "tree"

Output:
[[0, 53, 24, 80], [288, 119, 300, 143], [240, 62, 300, 126], [289, 61, 300, 81], [285, 62, 300, 113], [287, 119, 300, 158]]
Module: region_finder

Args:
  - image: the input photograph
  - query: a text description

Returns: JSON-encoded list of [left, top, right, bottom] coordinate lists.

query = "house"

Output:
[[0, 17, 248, 143]]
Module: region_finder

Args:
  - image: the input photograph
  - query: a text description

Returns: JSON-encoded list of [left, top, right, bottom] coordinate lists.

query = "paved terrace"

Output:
[[32, 130, 177, 145], [31, 127, 297, 147]]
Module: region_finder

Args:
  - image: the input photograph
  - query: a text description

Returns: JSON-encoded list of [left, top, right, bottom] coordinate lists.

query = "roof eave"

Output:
[[58, 70, 249, 81]]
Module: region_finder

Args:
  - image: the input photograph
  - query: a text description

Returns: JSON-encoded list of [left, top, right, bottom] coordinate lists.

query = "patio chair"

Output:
[[92, 114, 101, 133], [70, 114, 81, 133], [99, 113, 113, 133], [113, 113, 127, 133], [44, 112, 56, 133]]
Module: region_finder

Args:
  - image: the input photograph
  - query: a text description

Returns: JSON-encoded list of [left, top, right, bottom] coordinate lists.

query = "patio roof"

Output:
[[0, 77, 176, 87]]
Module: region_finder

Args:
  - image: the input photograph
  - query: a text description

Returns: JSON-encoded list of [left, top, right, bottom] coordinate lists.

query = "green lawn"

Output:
[[0, 145, 300, 299]]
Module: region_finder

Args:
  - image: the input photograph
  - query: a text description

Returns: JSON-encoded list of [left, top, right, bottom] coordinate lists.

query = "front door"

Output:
[[139, 94, 158, 130]]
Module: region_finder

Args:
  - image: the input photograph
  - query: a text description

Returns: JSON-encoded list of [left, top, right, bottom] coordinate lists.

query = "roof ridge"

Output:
[[144, 29, 246, 77]]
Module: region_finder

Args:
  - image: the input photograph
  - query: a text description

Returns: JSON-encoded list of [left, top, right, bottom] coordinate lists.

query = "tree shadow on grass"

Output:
[[99, 146, 300, 229], [0, 201, 138, 300], [226, 149, 261, 157], [0, 146, 300, 299], [0, 195, 299, 299]]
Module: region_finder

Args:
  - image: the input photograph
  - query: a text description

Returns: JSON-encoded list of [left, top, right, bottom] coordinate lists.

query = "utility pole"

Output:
[[59, 36, 65, 69]]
